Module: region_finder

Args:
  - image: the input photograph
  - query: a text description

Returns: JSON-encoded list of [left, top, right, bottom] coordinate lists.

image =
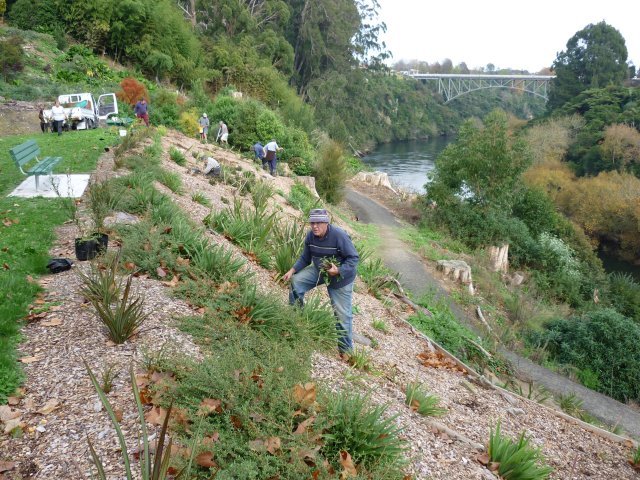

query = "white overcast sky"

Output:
[[376, 0, 640, 73]]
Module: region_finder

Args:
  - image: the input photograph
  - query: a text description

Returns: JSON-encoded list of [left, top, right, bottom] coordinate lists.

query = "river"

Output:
[[364, 137, 640, 280], [362, 136, 452, 193]]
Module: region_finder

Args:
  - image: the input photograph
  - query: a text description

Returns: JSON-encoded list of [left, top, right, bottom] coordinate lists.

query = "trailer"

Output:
[[43, 93, 118, 130]]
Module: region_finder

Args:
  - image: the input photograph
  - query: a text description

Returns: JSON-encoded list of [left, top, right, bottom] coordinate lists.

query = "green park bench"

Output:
[[9, 139, 62, 190]]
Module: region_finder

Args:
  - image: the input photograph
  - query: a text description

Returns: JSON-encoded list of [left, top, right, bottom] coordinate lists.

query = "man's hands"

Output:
[[325, 262, 340, 277], [281, 268, 296, 282]]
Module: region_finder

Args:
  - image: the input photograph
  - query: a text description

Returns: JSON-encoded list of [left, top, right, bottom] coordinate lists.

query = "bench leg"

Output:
[[35, 175, 40, 191]]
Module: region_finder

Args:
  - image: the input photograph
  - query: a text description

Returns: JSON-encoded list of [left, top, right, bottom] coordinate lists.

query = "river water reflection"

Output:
[[363, 137, 453, 193]]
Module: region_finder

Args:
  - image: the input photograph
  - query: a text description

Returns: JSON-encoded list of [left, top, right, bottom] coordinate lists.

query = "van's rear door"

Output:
[[97, 94, 118, 120]]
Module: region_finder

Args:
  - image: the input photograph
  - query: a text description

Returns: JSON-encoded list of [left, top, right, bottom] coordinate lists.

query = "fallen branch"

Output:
[[427, 419, 485, 451], [392, 292, 432, 317]]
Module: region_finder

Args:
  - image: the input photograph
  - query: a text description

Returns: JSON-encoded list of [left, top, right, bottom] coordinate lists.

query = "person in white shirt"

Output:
[[51, 100, 67, 136], [263, 139, 283, 176], [203, 157, 221, 177], [216, 121, 229, 144]]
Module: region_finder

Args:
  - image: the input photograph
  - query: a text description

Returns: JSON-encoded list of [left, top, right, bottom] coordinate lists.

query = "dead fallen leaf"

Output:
[[475, 452, 490, 465], [156, 267, 167, 278], [114, 408, 124, 422], [19, 355, 44, 364], [0, 406, 21, 422], [124, 262, 137, 271], [230, 415, 243, 430], [145, 406, 168, 426], [293, 383, 316, 408], [339, 451, 357, 478], [41, 317, 62, 327], [2, 263, 9, 270], [7, 397, 20, 406], [294, 416, 316, 434], [196, 451, 217, 468], [161, 275, 180, 287], [2, 218, 13, 227], [265, 436, 281, 455], [3, 417, 23, 435], [37, 399, 61, 415]]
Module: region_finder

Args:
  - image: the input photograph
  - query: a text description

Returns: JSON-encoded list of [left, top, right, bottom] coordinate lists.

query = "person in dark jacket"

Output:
[[282, 209, 359, 353], [134, 98, 149, 127]]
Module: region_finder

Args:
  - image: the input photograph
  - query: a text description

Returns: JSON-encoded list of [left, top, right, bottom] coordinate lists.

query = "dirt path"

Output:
[[346, 187, 640, 439]]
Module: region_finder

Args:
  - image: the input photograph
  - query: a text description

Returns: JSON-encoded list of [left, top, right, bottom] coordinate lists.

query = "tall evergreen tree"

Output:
[[548, 21, 629, 111]]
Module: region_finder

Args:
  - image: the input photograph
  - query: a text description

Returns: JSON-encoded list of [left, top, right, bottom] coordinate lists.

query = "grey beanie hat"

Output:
[[308, 208, 330, 223]]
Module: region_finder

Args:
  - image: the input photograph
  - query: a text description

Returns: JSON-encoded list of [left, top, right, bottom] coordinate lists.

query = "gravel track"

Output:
[[346, 187, 640, 439]]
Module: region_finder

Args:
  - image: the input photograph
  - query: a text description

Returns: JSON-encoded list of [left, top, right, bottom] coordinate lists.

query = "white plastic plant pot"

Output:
[[119, 129, 127, 137]]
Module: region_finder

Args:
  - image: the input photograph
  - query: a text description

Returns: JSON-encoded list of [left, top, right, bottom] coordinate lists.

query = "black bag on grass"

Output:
[[46, 258, 73, 274]]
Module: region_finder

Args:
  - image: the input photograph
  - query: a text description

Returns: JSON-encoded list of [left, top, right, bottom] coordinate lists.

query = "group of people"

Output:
[[252, 140, 283, 176], [198, 113, 228, 145]]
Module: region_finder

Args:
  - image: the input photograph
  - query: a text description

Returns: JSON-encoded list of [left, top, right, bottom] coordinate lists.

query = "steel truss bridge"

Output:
[[405, 73, 555, 103]]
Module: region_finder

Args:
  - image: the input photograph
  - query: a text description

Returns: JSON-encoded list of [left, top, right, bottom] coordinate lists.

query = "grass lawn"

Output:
[[0, 128, 118, 403]]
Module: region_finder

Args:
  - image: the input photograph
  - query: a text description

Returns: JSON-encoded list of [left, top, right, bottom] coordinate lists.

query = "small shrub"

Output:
[[0, 35, 25, 82], [116, 77, 149, 107], [372, 319, 389, 333], [191, 192, 211, 207], [558, 393, 585, 418], [87, 181, 120, 232], [90, 276, 149, 344], [488, 421, 553, 479], [100, 363, 118, 394], [631, 444, 640, 469], [287, 183, 321, 215], [314, 138, 348, 204], [250, 181, 274, 211], [501, 380, 550, 404], [347, 348, 373, 371], [169, 146, 187, 166], [404, 382, 446, 417], [77, 254, 122, 306], [608, 272, 640, 322], [156, 169, 183, 194], [322, 392, 406, 472]]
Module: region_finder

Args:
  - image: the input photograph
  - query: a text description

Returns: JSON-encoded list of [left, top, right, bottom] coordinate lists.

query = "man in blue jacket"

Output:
[[282, 209, 359, 354]]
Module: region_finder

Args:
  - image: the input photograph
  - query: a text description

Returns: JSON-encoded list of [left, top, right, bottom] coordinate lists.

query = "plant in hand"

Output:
[[486, 421, 553, 479], [320, 256, 341, 284]]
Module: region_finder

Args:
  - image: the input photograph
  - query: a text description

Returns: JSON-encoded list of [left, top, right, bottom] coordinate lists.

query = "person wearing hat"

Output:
[[198, 113, 209, 142], [282, 209, 359, 354]]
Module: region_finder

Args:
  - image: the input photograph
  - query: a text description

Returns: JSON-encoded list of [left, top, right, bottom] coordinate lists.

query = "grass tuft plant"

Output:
[[77, 253, 123, 306], [558, 393, 585, 418], [100, 363, 118, 394], [404, 382, 446, 417], [90, 275, 150, 344], [348, 347, 374, 371], [191, 192, 211, 207], [630, 444, 640, 469], [169, 146, 187, 166], [488, 421, 553, 480], [371, 319, 389, 333], [322, 391, 406, 472], [156, 169, 183, 194]]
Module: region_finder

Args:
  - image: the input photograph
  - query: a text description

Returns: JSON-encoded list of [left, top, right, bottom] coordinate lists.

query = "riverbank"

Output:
[[345, 181, 640, 439]]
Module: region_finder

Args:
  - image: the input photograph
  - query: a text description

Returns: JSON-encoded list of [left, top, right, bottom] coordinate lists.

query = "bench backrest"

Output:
[[9, 140, 40, 169]]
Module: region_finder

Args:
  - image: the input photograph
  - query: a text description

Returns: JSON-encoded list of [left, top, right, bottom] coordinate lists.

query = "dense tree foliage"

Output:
[[532, 308, 640, 402], [547, 22, 629, 111]]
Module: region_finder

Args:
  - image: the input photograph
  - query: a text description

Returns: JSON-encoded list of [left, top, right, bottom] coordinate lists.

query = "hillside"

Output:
[[0, 127, 637, 479]]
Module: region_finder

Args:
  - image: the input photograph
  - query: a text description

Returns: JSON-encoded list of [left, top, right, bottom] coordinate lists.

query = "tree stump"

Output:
[[488, 244, 509, 273], [353, 171, 398, 194], [437, 260, 474, 295], [296, 176, 320, 199]]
